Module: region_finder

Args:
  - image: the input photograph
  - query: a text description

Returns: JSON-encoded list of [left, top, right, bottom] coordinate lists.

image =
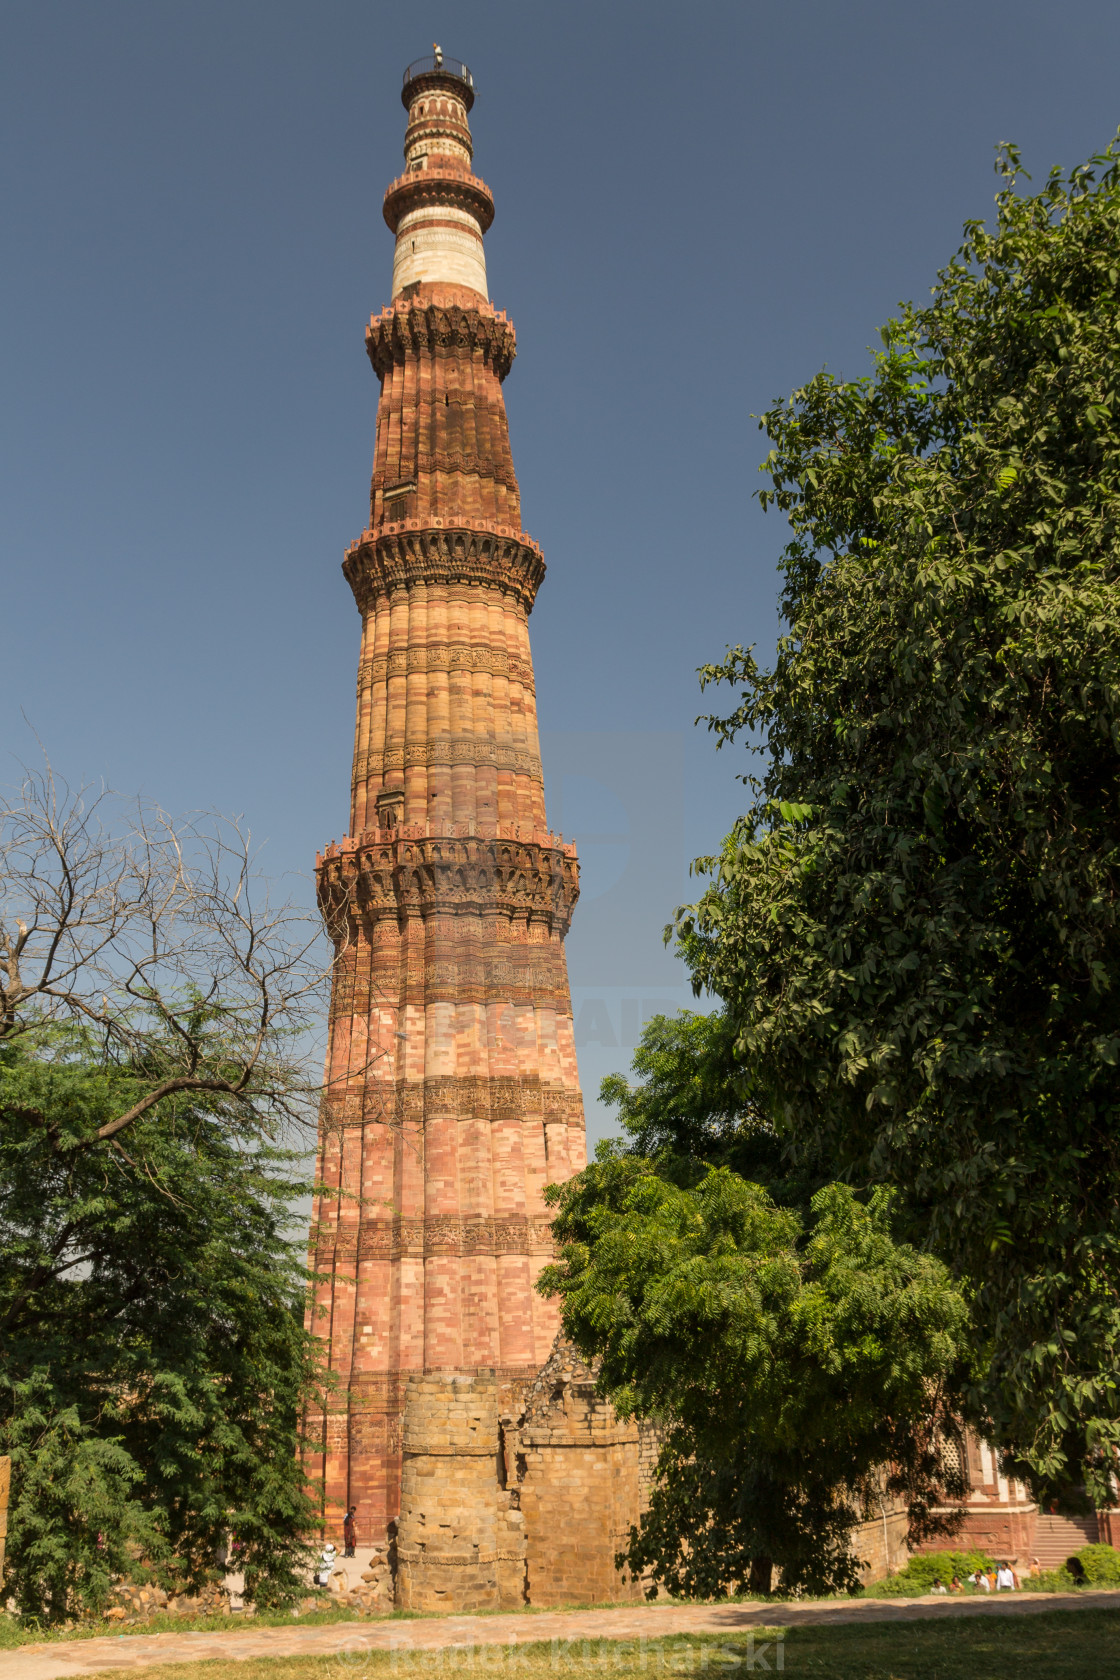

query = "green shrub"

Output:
[[865, 1550, 995, 1597], [1072, 1544, 1120, 1586]]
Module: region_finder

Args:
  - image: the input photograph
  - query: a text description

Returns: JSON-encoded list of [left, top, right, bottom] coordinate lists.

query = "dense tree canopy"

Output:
[[597, 1011, 773, 1182], [677, 139, 1120, 1507], [542, 1134, 971, 1594]]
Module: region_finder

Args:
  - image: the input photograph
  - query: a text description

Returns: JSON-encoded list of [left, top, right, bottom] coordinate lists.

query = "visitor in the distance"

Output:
[[317, 1542, 337, 1589]]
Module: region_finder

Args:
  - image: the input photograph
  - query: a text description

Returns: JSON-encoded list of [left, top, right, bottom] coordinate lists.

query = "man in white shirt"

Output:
[[996, 1563, 1016, 1590]]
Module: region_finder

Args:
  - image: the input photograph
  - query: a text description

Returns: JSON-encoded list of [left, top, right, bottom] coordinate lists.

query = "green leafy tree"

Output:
[[598, 1010, 773, 1181], [678, 136, 1120, 1508], [0, 771, 337, 1621], [542, 1133, 972, 1595], [1, 1033, 324, 1621]]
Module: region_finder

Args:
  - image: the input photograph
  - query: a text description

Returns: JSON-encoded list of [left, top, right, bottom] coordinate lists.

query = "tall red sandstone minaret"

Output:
[[310, 51, 585, 1545]]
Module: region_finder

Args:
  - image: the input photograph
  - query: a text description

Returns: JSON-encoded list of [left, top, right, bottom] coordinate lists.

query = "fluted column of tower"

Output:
[[309, 54, 585, 1543]]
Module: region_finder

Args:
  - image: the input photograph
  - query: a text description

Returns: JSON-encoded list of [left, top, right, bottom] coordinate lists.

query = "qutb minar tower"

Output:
[[310, 54, 642, 1608]]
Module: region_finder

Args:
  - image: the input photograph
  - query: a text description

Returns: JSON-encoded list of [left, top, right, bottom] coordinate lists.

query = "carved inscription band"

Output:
[[352, 738, 543, 785], [359, 646, 535, 689], [321, 1076, 585, 1131], [406, 446, 519, 488], [315, 1214, 558, 1268]]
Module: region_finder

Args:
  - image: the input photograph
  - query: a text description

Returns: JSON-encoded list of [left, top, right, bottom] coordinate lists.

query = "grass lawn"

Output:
[[1, 1598, 749, 1649], [76, 1609, 1120, 1680], [0, 1605, 409, 1649]]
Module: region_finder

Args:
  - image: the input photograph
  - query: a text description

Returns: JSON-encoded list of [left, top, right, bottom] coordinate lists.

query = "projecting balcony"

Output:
[[402, 53, 475, 106]]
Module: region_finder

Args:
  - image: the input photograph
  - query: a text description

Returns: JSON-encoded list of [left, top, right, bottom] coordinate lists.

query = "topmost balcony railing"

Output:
[[403, 54, 474, 92]]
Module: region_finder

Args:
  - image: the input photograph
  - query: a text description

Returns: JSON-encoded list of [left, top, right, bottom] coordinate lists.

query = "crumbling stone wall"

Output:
[[394, 1372, 526, 1610], [514, 1342, 644, 1607], [389, 1348, 645, 1611]]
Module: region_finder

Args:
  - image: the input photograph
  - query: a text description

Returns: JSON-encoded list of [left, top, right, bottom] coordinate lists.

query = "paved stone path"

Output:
[[4, 1591, 1119, 1680]]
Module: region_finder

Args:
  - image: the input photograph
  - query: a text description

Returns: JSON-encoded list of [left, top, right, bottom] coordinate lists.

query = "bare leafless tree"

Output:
[[0, 762, 336, 1148]]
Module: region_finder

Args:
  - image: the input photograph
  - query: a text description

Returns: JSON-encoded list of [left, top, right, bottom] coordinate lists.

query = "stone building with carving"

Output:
[[913, 1426, 1120, 1573], [305, 50, 645, 1608]]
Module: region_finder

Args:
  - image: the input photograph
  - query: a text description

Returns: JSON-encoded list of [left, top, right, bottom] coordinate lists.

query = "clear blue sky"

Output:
[[5, 0, 1120, 1139]]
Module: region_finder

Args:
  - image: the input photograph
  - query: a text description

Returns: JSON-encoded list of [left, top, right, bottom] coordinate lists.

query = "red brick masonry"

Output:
[[306, 62, 587, 1558]]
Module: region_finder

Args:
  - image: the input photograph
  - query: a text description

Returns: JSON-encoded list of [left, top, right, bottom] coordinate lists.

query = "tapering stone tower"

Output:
[[309, 53, 586, 1554]]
